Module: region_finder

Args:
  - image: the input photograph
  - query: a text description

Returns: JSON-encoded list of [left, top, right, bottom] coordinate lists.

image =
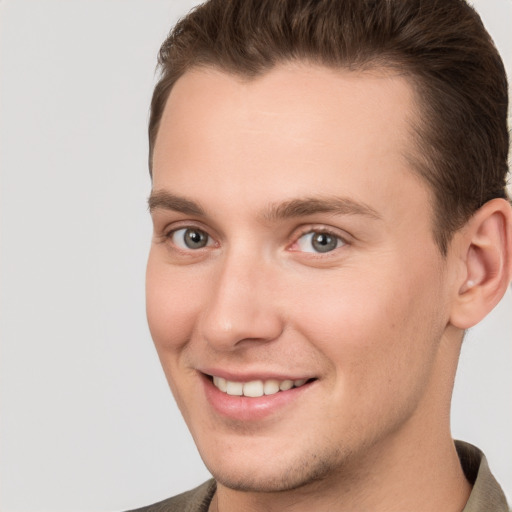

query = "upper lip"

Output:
[[199, 368, 314, 382]]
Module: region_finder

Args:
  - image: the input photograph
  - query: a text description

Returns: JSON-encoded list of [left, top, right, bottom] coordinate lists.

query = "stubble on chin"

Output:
[[208, 445, 346, 494]]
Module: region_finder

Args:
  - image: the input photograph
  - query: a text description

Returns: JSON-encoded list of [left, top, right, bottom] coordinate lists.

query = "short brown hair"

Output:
[[149, 0, 509, 254]]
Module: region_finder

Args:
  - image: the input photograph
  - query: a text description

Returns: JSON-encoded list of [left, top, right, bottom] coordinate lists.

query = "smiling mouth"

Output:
[[208, 375, 315, 398]]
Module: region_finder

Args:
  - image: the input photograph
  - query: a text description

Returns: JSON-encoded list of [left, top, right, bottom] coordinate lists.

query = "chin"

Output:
[[203, 446, 343, 493]]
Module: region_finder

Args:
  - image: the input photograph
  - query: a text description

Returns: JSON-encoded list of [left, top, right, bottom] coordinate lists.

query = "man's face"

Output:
[[146, 64, 458, 492]]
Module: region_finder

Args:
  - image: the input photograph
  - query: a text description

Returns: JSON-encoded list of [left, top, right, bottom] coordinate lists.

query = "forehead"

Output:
[[152, 63, 431, 225], [155, 64, 417, 159]]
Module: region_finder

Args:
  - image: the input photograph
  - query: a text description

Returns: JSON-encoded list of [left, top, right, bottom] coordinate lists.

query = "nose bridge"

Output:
[[199, 248, 282, 350]]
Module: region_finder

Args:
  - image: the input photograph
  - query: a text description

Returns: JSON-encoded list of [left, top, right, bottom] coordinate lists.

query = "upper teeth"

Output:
[[212, 377, 308, 397]]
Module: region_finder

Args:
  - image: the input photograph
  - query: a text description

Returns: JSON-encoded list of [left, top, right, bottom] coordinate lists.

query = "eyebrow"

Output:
[[148, 190, 381, 221], [148, 190, 205, 216], [262, 196, 382, 222]]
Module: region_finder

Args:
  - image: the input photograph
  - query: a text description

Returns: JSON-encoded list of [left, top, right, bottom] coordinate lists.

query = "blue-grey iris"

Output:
[[184, 228, 208, 249], [312, 232, 338, 253]]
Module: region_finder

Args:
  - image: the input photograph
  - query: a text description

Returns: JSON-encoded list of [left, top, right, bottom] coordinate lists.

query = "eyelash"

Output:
[[161, 224, 348, 256]]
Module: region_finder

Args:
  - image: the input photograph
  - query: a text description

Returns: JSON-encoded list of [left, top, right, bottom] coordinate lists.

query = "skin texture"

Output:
[[146, 64, 511, 511]]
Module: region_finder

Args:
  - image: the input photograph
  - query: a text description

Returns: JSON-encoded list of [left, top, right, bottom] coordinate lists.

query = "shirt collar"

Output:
[[456, 441, 509, 512]]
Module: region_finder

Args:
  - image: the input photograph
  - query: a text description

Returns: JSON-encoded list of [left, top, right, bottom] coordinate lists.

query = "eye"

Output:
[[170, 227, 212, 250], [295, 231, 345, 253]]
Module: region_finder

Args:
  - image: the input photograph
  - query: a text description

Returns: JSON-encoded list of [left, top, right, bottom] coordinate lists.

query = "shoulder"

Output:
[[125, 479, 216, 512]]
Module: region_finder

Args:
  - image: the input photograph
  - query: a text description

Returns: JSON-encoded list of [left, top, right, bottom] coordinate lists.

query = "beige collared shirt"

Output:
[[456, 441, 509, 512]]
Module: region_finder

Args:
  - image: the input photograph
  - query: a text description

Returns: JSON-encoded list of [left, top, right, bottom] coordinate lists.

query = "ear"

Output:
[[449, 198, 512, 329]]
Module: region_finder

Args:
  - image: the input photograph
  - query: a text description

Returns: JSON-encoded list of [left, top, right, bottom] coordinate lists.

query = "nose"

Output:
[[198, 253, 284, 351]]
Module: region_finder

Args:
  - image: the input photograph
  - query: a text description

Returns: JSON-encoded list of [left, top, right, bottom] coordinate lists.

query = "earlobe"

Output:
[[450, 198, 512, 330]]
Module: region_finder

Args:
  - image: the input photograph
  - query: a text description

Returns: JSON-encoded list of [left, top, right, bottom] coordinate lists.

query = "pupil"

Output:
[[185, 229, 207, 249], [312, 232, 337, 253]]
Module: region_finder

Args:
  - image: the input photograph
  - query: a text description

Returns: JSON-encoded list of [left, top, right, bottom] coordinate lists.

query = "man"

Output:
[[133, 0, 511, 510]]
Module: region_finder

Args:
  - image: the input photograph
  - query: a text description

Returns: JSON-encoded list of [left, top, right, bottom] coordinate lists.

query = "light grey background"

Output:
[[0, 1, 510, 510]]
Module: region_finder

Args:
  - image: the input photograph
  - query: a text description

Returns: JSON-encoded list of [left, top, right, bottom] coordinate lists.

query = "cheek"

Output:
[[145, 256, 208, 419], [145, 254, 203, 354], [293, 266, 443, 391]]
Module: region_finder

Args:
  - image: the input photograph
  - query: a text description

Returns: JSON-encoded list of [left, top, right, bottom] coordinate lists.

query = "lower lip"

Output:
[[202, 375, 314, 422]]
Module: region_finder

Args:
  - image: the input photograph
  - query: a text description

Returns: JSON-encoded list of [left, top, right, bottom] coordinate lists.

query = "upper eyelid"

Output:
[[167, 225, 213, 240], [150, 208, 209, 226], [291, 224, 351, 243], [162, 220, 214, 237]]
